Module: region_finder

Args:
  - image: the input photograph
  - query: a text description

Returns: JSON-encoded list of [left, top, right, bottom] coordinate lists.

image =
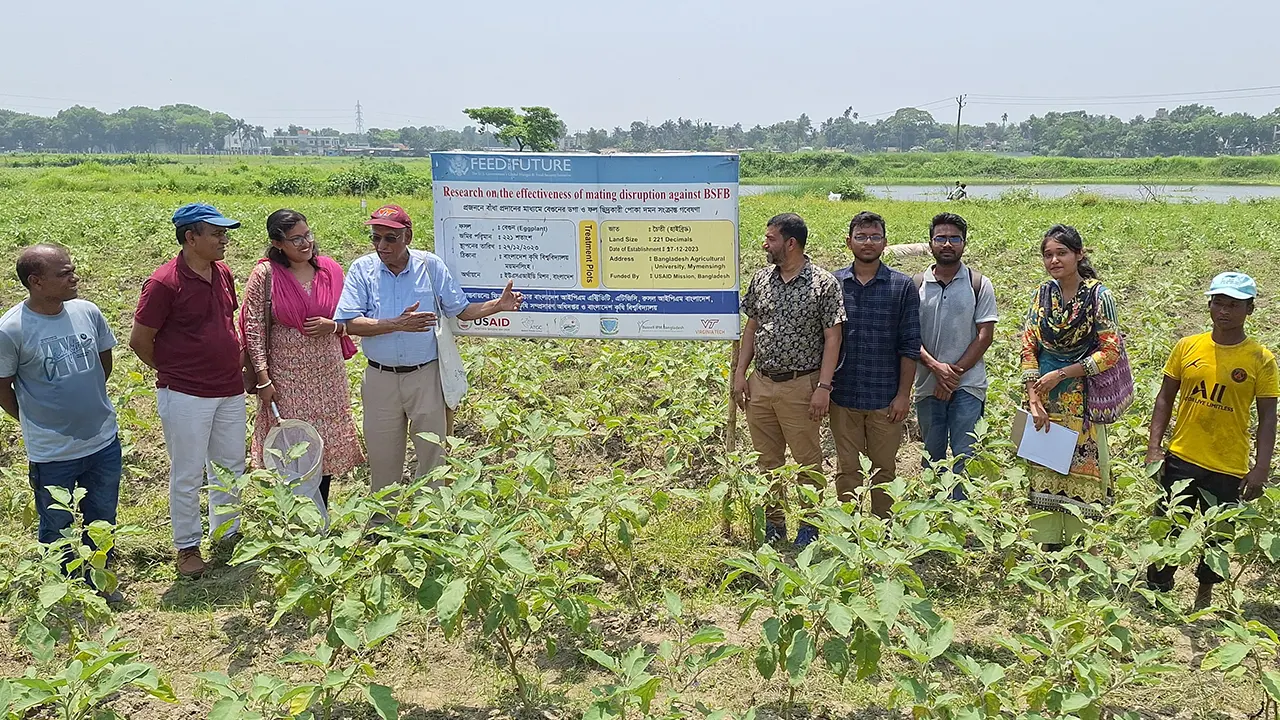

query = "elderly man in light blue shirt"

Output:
[[336, 204, 522, 491]]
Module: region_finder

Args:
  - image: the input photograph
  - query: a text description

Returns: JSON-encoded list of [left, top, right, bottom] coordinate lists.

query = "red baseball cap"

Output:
[[365, 204, 412, 229]]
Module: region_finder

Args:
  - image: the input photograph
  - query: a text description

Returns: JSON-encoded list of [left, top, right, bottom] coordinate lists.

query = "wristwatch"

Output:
[[816, 381, 833, 391]]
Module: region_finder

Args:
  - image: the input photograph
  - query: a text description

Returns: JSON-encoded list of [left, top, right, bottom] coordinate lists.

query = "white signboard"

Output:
[[431, 152, 740, 340]]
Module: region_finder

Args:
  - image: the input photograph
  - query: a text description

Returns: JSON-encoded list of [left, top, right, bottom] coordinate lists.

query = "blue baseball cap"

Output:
[[171, 203, 240, 229], [1205, 272, 1257, 300]]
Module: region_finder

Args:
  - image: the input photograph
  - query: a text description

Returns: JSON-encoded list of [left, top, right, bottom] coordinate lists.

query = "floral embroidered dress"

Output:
[[1020, 278, 1122, 537], [243, 261, 364, 477]]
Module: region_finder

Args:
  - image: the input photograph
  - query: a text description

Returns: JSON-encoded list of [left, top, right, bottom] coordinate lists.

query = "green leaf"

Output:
[[822, 638, 850, 681], [825, 601, 853, 638], [754, 646, 776, 680], [21, 618, 55, 664], [499, 545, 536, 574], [762, 617, 781, 645], [208, 698, 248, 720], [417, 577, 443, 610], [1202, 642, 1251, 671], [785, 629, 813, 682], [436, 578, 467, 626], [38, 582, 68, 608], [582, 649, 621, 673], [663, 589, 683, 619], [926, 619, 955, 660], [688, 626, 726, 646], [1261, 669, 1280, 701], [1204, 547, 1230, 581], [364, 609, 403, 648], [365, 683, 399, 720], [1058, 692, 1093, 712], [852, 626, 882, 680]]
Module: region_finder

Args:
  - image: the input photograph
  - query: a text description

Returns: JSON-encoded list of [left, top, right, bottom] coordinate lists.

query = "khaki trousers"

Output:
[[745, 372, 824, 524], [830, 405, 904, 518], [362, 362, 448, 492]]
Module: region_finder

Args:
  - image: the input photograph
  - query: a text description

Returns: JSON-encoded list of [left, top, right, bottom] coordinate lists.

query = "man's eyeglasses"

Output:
[[370, 233, 404, 246], [931, 235, 965, 245], [282, 231, 314, 247], [850, 234, 885, 244]]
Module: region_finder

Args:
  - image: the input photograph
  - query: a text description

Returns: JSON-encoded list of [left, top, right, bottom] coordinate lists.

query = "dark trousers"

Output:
[[29, 436, 123, 562], [1146, 453, 1241, 590]]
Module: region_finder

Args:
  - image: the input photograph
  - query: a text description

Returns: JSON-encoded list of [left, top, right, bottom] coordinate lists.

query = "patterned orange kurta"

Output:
[[243, 262, 364, 477], [1020, 278, 1122, 518]]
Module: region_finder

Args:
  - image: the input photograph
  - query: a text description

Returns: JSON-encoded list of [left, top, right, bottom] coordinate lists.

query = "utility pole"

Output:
[[355, 101, 365, 137], [955, 94, 966, 150]]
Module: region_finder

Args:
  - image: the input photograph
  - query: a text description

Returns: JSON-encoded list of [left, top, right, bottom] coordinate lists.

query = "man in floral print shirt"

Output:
[[733, 213, 845, 548]]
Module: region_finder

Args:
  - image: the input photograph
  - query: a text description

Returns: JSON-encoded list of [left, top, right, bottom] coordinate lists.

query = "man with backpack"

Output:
[[914, 212, 998, 497]]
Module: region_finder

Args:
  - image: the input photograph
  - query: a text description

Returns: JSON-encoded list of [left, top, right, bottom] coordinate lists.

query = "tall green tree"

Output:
[[463, 106, 565, 152]]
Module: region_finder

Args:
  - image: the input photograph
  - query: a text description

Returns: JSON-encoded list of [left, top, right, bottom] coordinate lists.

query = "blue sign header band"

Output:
[[432, 152, 739, 185]]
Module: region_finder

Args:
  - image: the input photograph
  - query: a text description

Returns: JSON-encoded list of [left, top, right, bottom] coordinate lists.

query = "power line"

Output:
[[969, 83, 1280, 103]]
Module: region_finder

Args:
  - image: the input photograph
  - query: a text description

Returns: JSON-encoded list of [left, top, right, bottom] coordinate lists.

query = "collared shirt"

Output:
[[0, 299, 118, 463], [914, 263, 999, 401], [134, 252, 243, 398], [335, 249, 470, 367], [740, 259, 845, 375], [831, 261, 921, 410]]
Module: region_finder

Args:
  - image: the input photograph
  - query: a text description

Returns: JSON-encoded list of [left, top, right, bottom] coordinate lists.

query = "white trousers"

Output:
[[157, 389, 247, 550]]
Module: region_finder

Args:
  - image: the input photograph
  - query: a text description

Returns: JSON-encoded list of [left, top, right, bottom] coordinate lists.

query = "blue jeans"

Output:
[[916, 393, 984, 500], [28, 436, 122, 552]]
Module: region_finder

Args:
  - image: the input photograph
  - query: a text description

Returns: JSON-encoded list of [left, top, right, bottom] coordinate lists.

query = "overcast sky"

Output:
[[4, 0, 1278, 132]]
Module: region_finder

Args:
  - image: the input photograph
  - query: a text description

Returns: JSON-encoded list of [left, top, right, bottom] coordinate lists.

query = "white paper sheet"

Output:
[[1013, 409, 1079, 475]]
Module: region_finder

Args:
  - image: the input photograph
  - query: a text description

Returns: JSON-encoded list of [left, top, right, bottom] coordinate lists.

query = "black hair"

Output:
[[175, 221, 210, 246], [848, 211, 886, 236], [766, 213, 808, 247], [1041, 224, 1098, 280], [265, 209, 319, 269], [930, 212, 968, 239], [16, 244, 65, 289]]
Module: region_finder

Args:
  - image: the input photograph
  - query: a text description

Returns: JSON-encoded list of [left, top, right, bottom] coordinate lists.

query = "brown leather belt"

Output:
[[763, 368, 820, 383]]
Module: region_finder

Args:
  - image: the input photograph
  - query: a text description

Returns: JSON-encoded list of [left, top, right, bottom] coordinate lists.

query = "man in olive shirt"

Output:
[[733, 213, 845, 548]]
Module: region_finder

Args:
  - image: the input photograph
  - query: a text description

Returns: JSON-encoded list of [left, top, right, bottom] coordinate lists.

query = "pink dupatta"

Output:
[[241, 256, 357, 360]]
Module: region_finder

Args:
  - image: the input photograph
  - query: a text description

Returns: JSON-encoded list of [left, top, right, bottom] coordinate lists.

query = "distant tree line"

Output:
[[5, 102, 1280, 158], [564, 104, 1280, 157]]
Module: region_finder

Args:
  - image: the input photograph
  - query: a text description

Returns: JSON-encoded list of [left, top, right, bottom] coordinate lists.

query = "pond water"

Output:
[[739, 183, 1280, 203]]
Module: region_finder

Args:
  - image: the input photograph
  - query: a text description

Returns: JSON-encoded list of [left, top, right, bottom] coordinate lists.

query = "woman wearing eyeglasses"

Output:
[[240, 209, 364, 507], [1020, 224, 1125, 548]]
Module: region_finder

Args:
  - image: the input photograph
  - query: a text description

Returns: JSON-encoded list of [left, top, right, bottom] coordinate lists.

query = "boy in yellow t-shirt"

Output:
[[1146, 272, 1279, 609]]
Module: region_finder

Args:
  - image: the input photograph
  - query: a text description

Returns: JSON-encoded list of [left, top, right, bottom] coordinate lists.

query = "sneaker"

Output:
[[98, 588, 125, 607], [176, 547, 207, 578], [764, 521, 787, 545], [794, 524, 819, 549]]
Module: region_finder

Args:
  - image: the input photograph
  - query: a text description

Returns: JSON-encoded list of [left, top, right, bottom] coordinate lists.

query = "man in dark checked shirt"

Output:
[[733, 213, 845, 548], [831, 211, 921, 518]]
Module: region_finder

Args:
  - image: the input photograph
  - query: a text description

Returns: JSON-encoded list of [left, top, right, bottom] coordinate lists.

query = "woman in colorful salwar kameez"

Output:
[[1020, 225, 1123, 547]]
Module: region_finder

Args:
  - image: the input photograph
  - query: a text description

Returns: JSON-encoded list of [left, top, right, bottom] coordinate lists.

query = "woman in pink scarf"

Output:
[[241, 209, 364, 507]]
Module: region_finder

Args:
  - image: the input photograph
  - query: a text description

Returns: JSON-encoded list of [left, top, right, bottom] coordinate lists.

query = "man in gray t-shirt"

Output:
[[0, 245, 121, 594], [914, 213, 998, 497]]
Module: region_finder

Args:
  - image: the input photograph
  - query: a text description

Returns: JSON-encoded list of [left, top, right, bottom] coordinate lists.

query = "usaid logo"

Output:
[[448, 156, 469, 177], [473, 317, 511, 328]]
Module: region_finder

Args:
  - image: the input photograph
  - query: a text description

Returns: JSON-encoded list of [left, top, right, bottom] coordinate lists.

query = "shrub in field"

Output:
[[266, 173, 318, 196], [830, 179, 869, 201]]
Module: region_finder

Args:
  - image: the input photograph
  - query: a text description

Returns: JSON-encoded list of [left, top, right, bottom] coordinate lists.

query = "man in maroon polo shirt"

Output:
[[129, 203, 247, 578]]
